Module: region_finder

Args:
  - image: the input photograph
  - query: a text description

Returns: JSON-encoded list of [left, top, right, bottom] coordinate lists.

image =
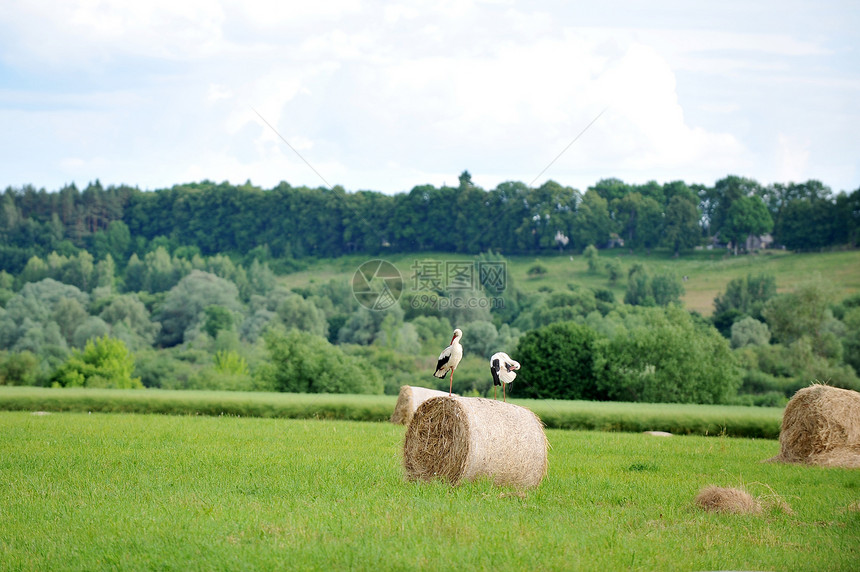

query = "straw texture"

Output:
[[403, 396, 548, 488], [695, 486, 762, 514], [390, 386, 455, 425], [766, 384, 860, 469]]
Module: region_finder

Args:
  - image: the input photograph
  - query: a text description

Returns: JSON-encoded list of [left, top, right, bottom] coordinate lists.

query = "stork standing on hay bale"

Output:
[[489, 352, 519, 402], [434, 328, 463, 396]]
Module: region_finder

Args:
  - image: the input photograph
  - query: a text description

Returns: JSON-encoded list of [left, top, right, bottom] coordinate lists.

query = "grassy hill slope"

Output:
[[278, 249, 860, 316]]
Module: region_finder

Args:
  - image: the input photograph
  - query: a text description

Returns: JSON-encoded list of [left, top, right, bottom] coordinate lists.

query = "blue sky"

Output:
[[1, 0, 858, 195]]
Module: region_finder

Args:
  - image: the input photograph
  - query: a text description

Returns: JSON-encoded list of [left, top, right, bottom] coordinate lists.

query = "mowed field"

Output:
[[279, 249, 860, 316], [1, 411, 857, 571]]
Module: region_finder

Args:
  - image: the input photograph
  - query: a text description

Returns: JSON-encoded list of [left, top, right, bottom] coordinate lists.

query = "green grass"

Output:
[[0, 387, 784, 438], [280, 249, 860, 316], [1, 411, 857, 571], [521, 398, 783, 438]]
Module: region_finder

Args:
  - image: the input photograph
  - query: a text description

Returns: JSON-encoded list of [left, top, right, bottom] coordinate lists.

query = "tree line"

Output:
[[1, 172, 859, 406], [2, 174, 858, 275], [1, 238, 859, 406]]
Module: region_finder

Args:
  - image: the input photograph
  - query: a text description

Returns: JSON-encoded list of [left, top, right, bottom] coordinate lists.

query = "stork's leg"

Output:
[[503, 383, 506, 402], [494, 386, 497, 400], [449, 370, 453, 396]]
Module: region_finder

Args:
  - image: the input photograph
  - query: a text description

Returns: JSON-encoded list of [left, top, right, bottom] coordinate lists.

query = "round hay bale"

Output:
[[403, 396, 548, 489], [766, 384, 860, 469], [695, 486, 762, 515], [390, 386, 456, 425]]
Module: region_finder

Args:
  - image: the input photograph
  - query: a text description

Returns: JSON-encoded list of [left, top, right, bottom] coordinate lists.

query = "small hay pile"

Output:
[[402, 396, 548, 489], [766, 384, 860, 469], [390, 386, 456, 425], [695, 486, 762, 515]]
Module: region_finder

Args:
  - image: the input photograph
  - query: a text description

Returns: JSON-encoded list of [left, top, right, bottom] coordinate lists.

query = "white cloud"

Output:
[[0, 0, 856, 194], [229, 0, 363, 29], [2, 0, 227, 68], [775, 133, 811, 183]]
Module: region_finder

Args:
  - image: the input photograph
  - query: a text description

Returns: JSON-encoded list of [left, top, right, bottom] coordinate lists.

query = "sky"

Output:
[[1, 0, 858, 196]]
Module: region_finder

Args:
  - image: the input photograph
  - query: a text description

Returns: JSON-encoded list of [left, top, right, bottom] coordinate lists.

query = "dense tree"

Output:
[[1, 174, 858, 404], [625, 264, 654, 307], [72, 316, 111, 348], [731, 317, 771, 348], [91, 220, 131, 264], [573, 191, 611, 249], [703, 175, 762, 239], [514, 321, 602, 400], [761, 276, 839, 358], [713, 273, 776, 325], [0, 350, 40, 386], [711, 274, 776, 338], [2, 175, 855, 261], [1, 279, 88, 345], [257, 329, 383, 394], [276, 295, 328, 338], [99, 294, 160, 349], [841, 306, 860, 375], [624, 265, 684, 307], [605, 258, 622, 286], [833, 188, 860, 247], [373, 313, 421, 354], [778, 196, 837, 251], [461, 321, 498, 359], [155, 270, 243, 347], [612, 192, 662, 249], [591, 178, 630, 205], [758, 181, 829, 243], [142, 247, 190, 293], [532, 288, 599, 328], [203, 305, 235, 339], [662, 195, 701, 254], [636, 196, 665, 250], [583, 244, 599, 272], [595, 306, 740, 404], [721, 196, 773, 254]]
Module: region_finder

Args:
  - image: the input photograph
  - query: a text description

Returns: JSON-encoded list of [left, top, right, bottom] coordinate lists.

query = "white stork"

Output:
[[434, 329, 463, 396], [489, 352, 520, 402]]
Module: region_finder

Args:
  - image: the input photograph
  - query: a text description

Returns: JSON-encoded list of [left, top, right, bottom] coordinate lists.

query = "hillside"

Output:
[[277, 249, 860, 317]]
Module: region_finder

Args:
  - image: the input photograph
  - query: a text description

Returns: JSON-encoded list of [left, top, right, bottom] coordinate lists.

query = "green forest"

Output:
[[1, 173, 859, 406]]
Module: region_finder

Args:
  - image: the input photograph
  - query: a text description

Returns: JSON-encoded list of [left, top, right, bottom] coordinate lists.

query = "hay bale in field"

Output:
[[765, 384, 860, 469], [695, 486, 762, 515], [402, 396, 548, 489], [390, 386, 457, 425]]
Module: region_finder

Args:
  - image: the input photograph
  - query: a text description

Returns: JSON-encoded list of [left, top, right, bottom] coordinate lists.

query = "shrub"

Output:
[[51, 336, 142, 389], [214, 350, 249, 376], [133, 350, 194, 389], [731, 317, 771, 348], [583, 245, 599, 272], [527, 264, 548, 277], [714, 273, 776, 320], [0, 350, 40, 386], [605, 258, 622, 285], [595, 307, 741, 404], [257, 329, 383, 394]]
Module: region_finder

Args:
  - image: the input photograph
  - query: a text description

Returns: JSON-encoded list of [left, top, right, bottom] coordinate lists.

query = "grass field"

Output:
[[279, 249, 860, 316], [0, 386, 785, 438], [1, 411, 857, 571]]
